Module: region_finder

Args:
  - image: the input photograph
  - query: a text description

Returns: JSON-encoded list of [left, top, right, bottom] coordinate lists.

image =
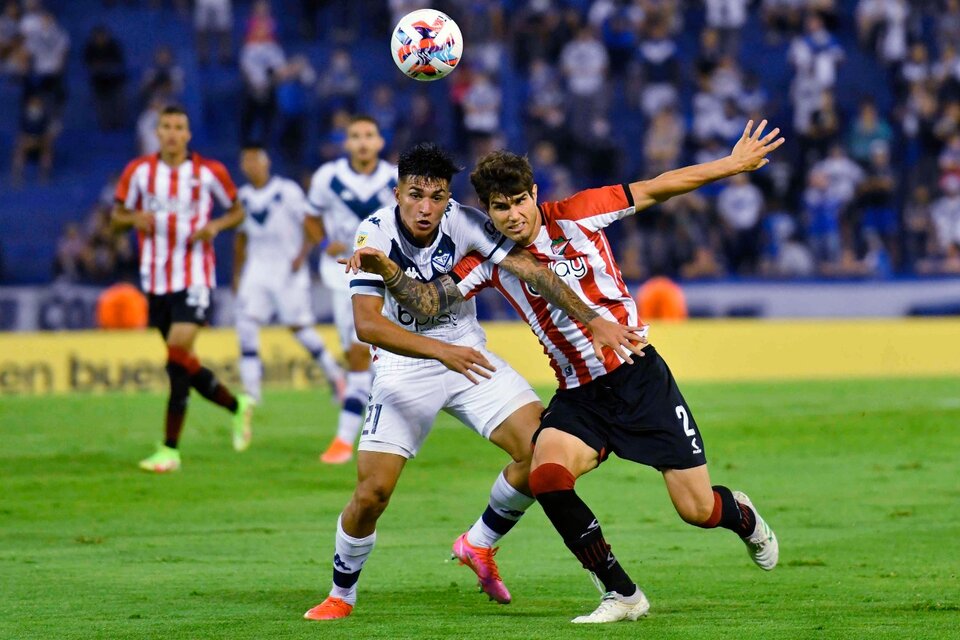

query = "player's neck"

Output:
[[160, 150, 188, 167], [251, 174, 271, 189], [349, 157, 377, 175]]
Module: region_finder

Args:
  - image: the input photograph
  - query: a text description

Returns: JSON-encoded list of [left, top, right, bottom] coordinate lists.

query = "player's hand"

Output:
[[325, 240, 348, 256], [291, 253, 306, 272], [339, 247, 391, 275], [437, 344, 496, 385], [132, 211, 155, 235], [189, 223, 219, 243], [586, 317, 649, 364], [729, 119, 786, 172]]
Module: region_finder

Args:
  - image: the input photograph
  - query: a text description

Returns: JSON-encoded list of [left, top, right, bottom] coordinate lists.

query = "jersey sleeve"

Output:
[[205, 159, 238, 207], [455, 204, 515, 264], [115, 158, 144, 209], [287, 181, 309, 222], [348, 219, 392, 298], [305, 166, 329, 218], [451, 251, 494, 300], [546, 184, 635, 232]]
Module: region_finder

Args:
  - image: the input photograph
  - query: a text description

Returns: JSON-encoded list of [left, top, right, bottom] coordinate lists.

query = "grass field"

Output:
[[3, 378, 959, 639]]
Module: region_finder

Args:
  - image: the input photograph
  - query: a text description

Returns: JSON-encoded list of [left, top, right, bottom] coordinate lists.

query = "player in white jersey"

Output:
[[360, 121, 784, 623], [307, 115, 397, 464], [303, 144, 645, 622], [233, 145, 344, 405], [112, 105, 254, 473]]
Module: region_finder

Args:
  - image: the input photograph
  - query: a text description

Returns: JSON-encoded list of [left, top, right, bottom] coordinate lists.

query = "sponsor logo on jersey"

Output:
[[355, 232, 368, 248], [523, 256, 589, 298], [483, 219, 499, 240]]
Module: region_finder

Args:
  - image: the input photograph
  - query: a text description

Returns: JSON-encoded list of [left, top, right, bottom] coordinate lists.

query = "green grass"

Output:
[[2, 378, 959, 639]]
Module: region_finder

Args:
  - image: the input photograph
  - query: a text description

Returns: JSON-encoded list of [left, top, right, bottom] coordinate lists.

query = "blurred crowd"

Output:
[[2, 0, 960, 285]]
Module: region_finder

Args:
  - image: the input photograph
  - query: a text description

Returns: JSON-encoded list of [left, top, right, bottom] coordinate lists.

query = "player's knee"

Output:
[[677, 496, 715, 526], [353, 481, 393, 518], [528, 462, 576, 498]]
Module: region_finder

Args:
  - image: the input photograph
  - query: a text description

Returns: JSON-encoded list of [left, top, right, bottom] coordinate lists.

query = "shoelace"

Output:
[[472, 546, 502, 581]]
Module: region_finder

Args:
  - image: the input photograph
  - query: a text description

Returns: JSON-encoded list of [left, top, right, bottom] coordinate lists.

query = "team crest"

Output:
[[355, 232, 369, 248], [431, 248, 453, 273], [551, 236, 570, 255]]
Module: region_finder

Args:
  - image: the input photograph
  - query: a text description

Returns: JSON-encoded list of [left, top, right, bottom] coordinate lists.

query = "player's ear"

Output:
[[531, 184, 538, 203]]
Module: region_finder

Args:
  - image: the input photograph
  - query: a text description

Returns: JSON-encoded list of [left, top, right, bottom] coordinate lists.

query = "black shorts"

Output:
[[536, 345, 707, 470], [148, 287, 211, 339]]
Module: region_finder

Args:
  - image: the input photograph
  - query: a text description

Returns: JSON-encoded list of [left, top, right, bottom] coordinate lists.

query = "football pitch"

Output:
[[3, 378, 959, 639]]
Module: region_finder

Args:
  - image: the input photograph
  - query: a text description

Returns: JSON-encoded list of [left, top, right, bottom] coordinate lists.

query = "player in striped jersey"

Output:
[[112, 105, 254, 473], [233, 145, 345, 405], [352, 120, 785, 623], [303, 143, 645, 622], [307, 115, 398, 464]]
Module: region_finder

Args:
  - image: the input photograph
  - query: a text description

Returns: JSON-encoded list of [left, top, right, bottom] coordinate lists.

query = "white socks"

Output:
[[330, 515, 377, 606], [466, 471, 535, 548], [336, 370, 372, 444], [293, 327, 343, 387], [236, 315, 262, 402]]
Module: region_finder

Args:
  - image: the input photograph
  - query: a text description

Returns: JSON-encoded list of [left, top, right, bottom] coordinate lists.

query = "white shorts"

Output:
[[359, 347, 541, 459], [237, 274, 314, 326], [332, 287, 360, 348]]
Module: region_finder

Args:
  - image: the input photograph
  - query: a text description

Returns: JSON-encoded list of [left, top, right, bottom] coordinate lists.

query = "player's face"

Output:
[[240, 149, 270, 184], [344, 121, 384, 165], [486, 185, 539, 246], [156, 114, 191, 156], [394, 176, 450, 243]]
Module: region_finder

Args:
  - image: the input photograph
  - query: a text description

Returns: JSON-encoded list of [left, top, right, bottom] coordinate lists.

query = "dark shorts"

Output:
[[536, 345, 707, 470], [148, 287, 211, 339]]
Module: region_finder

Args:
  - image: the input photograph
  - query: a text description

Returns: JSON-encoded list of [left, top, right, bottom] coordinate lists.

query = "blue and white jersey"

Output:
[[237, 176, 310, 283], [350, 200, 513, 369], [307, 158, 397, 290]]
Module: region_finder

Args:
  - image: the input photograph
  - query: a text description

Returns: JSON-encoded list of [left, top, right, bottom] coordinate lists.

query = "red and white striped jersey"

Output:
[[115, 153, 237, 294], [454, 184, 645, 389]]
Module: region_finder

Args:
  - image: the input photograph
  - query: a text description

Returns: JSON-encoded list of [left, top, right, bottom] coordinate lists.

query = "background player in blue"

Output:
[[307, 115, 398, 464], [233, 145, 344, 406]]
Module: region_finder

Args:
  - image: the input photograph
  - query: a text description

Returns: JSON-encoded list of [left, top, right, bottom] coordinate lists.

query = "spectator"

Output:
[[717, 173, 765, 274], [461, 70, 501, 157], [789, 12, 844, 91], [939, 0, 960, 56], [928, 174, 960, 272], [315, 48, 359, 128], [194, 0, 232, 65], [855, 141, 899, 266], [239, 13, 285, 144], [139, 45, 184, 106], [366, 84, 400, 148], [560, 25, 609, 137], [643, 106, 685, 176], [275, 55, 315, 171], [530, 140, 573, 202], [22, 10, 69, 111], [761, 0, 803, 44], [902, 185, 933, 268], [83, 25, 126, 130], [54, 223, 88, 281], [846, 100, 894, 165], [803, 169, 844, 265], [136, 97, 162, 155], [524, 58, 568, 149], [11, 92, 55, 185], [812, 143, 865, 208], [633, 18, 680, 117], [704, 0, 747, 56], [0, 0, 20, 68], [393, 93, 437, 151]]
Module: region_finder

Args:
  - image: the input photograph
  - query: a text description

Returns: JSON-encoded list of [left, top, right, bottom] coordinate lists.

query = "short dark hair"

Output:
[[397, 143, 461, 184], [240, 142, 267, 153], [470, 151, 535, 208], [160, 104, 188, 118], [348, 114, 380, 131]]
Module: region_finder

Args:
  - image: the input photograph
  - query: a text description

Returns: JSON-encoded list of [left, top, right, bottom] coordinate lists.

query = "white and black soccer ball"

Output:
[[390, 8, 463, 81]]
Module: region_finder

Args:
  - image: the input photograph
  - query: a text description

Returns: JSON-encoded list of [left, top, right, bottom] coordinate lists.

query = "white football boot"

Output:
[[571, 589, 650, 624], [733, 490, 779, 570]]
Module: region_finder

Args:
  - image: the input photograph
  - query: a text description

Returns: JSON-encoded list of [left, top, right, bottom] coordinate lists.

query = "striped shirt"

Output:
[[115, 152, 237, 294], [454, 184, 645, 389]]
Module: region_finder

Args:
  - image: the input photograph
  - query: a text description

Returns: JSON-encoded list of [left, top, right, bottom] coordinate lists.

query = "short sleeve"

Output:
[[348, 219, 392, 298], [544, 184, 635, 232], [115, 158, 144, 209], [305, 167, 329, 218], [454, 204, 515, 264], [451, 251, 493, 300], [205, 159, 238, 207]]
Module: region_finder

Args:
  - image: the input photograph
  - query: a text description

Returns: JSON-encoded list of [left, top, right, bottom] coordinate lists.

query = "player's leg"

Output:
[[289, 325, 345, 401], [280, 275, 345, 401], [304, 450, 407, 621], [321, 290, 371, 463], [139, 294, 183, 472], [236, 313, 264, 404], [662, 465, 779, 570]]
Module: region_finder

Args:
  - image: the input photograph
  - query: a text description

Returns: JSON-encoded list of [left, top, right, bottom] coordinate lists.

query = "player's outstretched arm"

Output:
[[498, 247, 648, 363], [629, 119, 785, 212], [353, 294, 494, 384], [341, 247, 460, 320]]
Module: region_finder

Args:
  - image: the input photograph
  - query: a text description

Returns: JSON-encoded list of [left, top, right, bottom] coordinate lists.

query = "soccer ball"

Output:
[[391, 9, 463, 81]]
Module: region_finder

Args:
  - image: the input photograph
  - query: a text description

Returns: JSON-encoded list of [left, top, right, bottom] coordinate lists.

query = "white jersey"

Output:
[[237, 176, 310, 282], [349, 200, 513, 370], [307, 158, 397, 290]]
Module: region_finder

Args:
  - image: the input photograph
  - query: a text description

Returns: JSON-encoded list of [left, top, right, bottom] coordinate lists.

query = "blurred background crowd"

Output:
[[2, 0, 960, 289]]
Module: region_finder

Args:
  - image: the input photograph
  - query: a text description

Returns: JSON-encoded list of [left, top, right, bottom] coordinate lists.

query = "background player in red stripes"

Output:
[[112, 105, 253, 473], [347, 120, 785, 623]]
